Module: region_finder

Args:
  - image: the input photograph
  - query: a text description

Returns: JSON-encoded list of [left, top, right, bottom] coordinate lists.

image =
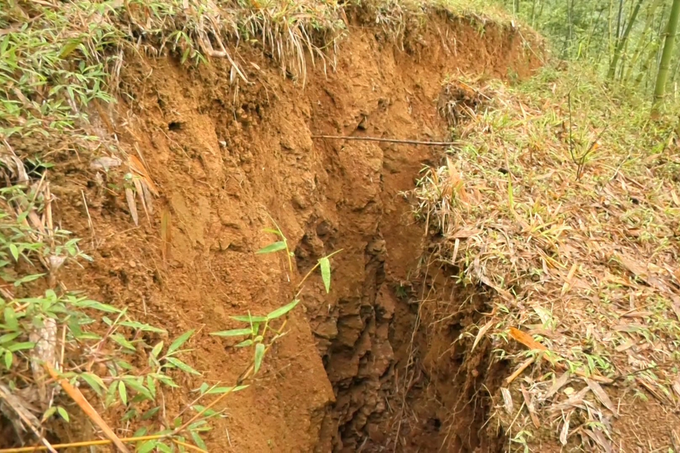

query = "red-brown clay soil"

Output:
[[49, 14, 541, 452]]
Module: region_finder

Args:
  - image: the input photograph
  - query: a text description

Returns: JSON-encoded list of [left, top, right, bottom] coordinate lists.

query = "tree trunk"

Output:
[[652, 0, 680, 114], [608, 0, 644, 79]]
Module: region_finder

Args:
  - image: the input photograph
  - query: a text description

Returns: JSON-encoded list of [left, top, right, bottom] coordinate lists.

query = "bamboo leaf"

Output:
[[6, 341, 34, 352], [146, 375, 156, 398], [42, 406, 57, 422], [151, 341, 164, 358], [266, 299, 299, 320], [59, 38, 82, 58], [74, 299, 121, 313], [157, 442, 173, 453], [80, 373, 105, 395], [156, 374, 179, 388], [123, 377, 153, 400], [56, 406, 70, 422], [205, 384, 250, 394], [254, 343, 265, 374], [110, 333, 136, 351], [235, 339, 254, 348], [231, 314, 267, 323], [167, 329, 194, 355], [166, 357, 201, 375], [210, 328, 252, 337], [9, 243, 19, 261], [118, 380, 127, 405], [4, 350, 12, 369], [256, 241, 287, 254], [191, 430, 208, 450], [138, 440, 157, 453], [141, 407, 159, 421], [0, 332, 20, 344], [319, 257, 331, 293], [105, 381, 117, 407], [3, 307, 17, 330]]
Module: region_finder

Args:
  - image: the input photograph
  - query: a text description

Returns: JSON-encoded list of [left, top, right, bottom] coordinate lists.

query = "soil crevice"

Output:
[[53, 16, 539, 452]]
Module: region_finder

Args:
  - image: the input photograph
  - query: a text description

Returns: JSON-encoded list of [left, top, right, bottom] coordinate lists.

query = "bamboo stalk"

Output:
[[608, 0, 644, 79], [623, 0, 663, 84], [652, 0, 680, 114]]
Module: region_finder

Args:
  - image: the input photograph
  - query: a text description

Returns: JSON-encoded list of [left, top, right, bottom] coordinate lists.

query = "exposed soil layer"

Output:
[[50, 15, 540, 451]]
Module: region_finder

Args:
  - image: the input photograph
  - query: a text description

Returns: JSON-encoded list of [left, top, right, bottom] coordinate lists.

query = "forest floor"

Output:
[[1, 0, 679, 452]]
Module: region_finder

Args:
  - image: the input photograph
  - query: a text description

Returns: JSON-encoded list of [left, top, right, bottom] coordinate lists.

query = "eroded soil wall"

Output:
[[54, 15, 540, 451]]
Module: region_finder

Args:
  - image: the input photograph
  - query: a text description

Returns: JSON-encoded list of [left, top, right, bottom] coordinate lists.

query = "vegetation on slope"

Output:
[[414, 66, 680, 450]]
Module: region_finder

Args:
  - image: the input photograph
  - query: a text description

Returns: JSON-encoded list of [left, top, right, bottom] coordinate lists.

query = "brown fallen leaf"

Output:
[[671, 429, 680, 452], [471, 319, 493, 353], [561, 262, 579, 295], [509, 327, 547, 351], [672, 376, 680, 400], [446, 157, 469, 204], [521, 386, 540, 428], [583, 428, 612, 453], [636, 377, 673, 405], [125, 187, 138, 226], [509, 327, 612, 384], [500, 387, 514, 415], [671, 189, 680, 207], [0, 383, 56, 453], [585, 378, 618, 417], [615, 339, 635, 352], [550, 386, 590, 413], [621, 310, 653, 318], [559, 411, 571, 445], [452, 228, 482, 239], [545, 371, 571, 400], [128, 154, 158, 196], [132, 177, 150, 223]]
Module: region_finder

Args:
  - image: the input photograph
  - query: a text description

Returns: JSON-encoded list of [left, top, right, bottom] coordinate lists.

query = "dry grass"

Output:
[[412, 66, 680, 450]]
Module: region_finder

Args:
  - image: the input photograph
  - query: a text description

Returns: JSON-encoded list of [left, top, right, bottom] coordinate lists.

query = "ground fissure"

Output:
[[18, 16, 538, 452]]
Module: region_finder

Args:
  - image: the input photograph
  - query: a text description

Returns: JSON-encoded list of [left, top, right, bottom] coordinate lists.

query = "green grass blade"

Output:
[[210, 328, 253, 337], [254, 343, 265, 374], [319, 257, 331, 293], [167, 329, 195, 355], [256, 241, 287, 254], [266, 299, 299, 320]]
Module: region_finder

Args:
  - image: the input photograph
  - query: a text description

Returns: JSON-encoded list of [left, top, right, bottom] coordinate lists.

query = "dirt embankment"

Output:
[[53, 13, 540, 451]]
